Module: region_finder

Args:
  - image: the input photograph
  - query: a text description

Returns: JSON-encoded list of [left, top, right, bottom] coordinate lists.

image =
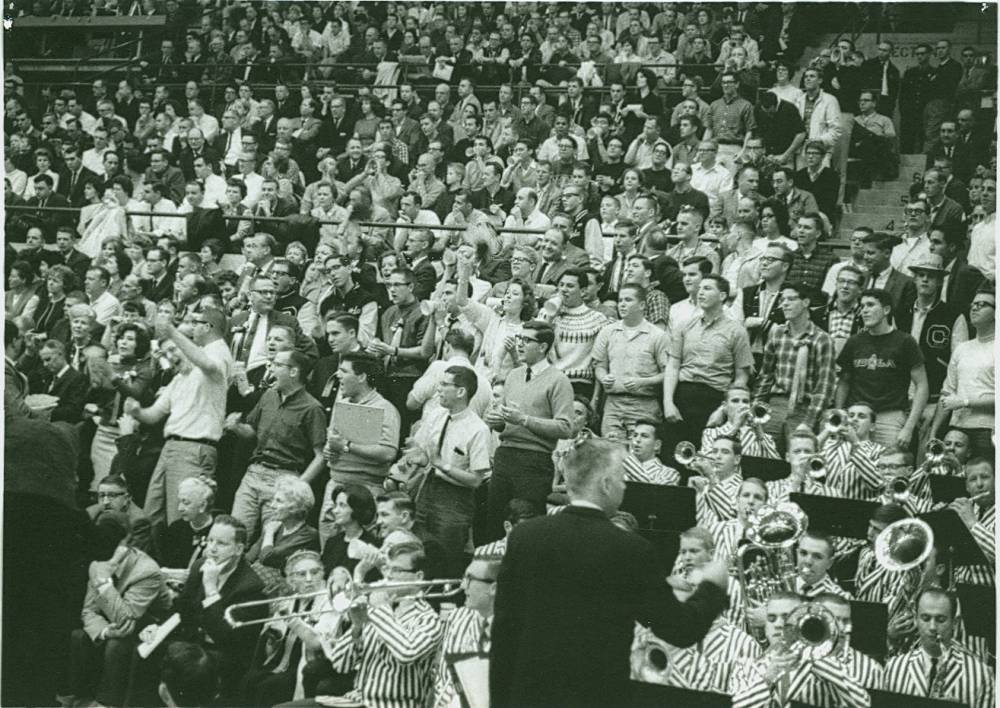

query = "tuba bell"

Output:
[[875, 518, 935, 572]]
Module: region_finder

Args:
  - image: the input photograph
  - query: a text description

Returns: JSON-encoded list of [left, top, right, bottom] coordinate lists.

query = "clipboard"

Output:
[[332, 401, 385, 445], [446, 651, 490, 708]]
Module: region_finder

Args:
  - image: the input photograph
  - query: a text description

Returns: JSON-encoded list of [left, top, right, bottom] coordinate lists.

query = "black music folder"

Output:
[[919, 508, 988, 566], [928, 475, 968, 504], [622, 483, 696, 532], [869, 689, 968, 708], [848, 601, 888, 663], [630, 681, 730, 707], [955, 582, 995, 645], [742, 456, 791, 482], [789, 493, 878, 540]]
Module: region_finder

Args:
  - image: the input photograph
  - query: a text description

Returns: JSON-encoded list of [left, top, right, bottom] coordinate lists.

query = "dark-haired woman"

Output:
[[319, 483, 379, 577]]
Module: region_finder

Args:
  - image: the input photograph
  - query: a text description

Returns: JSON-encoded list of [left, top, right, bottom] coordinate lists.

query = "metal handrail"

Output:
[[5, 204, 855, 249]]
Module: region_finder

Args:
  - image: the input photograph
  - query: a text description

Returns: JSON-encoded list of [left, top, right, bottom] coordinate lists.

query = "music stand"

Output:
[[637, 529, 681, 577], [630, 681, 731, 708], [869, 689, 967, 708], [955, 583, 995, 648], [742, 456, 791, 482], [621, 483, 696, 532], [918, 508, 988, 566], [849, 601, 888, 663], [928, 475, 968, 504], [789, 493, 879, 540]]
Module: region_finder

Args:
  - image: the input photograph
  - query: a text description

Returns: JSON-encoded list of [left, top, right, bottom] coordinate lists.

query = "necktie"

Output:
[[437, 415, 451, 455], [927, 657, 939, 696], [225, 130, 234, 155], [525, 366, 532, 383], [69, 170, 77, 195], [882, 61, 890, 96], [538, 261, 551, 283], [610, 256, 624, 292], [239, 312, 259, 362]]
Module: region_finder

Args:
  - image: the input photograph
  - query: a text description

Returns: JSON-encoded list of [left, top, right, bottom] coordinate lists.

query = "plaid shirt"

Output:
[[754, 322, 836, 426], [824, 301, 863, 344], [645, 289, 671, 328], [786, 245, 840, 294]]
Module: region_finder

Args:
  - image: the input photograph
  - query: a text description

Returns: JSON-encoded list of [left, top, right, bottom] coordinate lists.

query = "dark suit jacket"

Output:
[[144, 166, 186, 204], [29, 365, 88, 423], [174, 557, 265, 677], [185, 207, 225, 251], [490, 505, 727, 708], [409, 257, 438, 301], [57, 166, 101, 207], [534, 247, 591, 287], [926, 140, 973, 182], [250, 115, 279, 155], [928, 195, 966, 236], [306, 353, 343, 416], [61, 248, 92, 284], [741, 283, 787, 347], [178, 146, 221, 181], [143, 271, 174, 305], [22, 192, 73, 242], [944, 257, 984, 316], [861, 58, 901, 109], [879, 268, 917, 316]]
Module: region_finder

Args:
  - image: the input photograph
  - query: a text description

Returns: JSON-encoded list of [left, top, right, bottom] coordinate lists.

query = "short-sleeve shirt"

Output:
[[671, 313, 754, 392], [836, 329, 924, 412], [245, 386, 328, 471], [591, 320, 670, 398], [329, 388, 401, 485], [148, 338, 232, 441]]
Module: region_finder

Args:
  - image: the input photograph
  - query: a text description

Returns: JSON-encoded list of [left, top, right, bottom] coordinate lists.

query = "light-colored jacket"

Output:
[[793, 90, 842, 151]]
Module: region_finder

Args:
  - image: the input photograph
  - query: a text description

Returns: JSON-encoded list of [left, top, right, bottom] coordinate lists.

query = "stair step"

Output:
[[840, 212, 899, 229], [850, 205, 908, 216]]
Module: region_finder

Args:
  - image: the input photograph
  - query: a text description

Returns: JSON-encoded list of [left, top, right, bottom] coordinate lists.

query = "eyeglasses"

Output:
[[515, 335, 539, 344], [97, 491, 127, 499], [759, 256, 786, 264], [190, 318, 210, 326], [288, 567, 324, 579], [904, 208, 926, 216], [970, 301, 995, 309], [510, 256, 533, 264]]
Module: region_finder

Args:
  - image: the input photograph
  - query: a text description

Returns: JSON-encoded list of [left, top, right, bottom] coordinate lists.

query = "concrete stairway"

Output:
[[838, 154, 927, 239]]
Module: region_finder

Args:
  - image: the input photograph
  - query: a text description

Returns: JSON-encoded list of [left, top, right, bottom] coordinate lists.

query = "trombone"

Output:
[[224, 578, 463, 628]]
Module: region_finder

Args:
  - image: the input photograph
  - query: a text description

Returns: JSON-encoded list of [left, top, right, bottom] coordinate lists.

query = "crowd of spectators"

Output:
[[2, 2, 997, 708]]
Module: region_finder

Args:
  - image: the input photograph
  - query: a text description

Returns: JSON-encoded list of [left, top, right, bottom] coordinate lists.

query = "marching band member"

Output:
[[951, 456, 995, 587], [431, 552, 500, 708], [854, 504, 920, 610], [690, 433, 744, 526], [794, 530, 853, 599], [815, 593, 885, 691], [653, 527, 759, 692], [701, 385, 781, 459], [624, 419, 681, 485], [766, 428, 840, 502], [712, 477, 769, 565], [731, 591, 870, 707], [327, 540, 444, 708], [872, 450, 934, 514], [883, 587, 995, 708], [818, 403, 885, 499]]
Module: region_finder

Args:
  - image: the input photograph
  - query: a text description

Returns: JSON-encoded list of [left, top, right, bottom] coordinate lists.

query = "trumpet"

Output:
[[223, 578, 463, 628], [822, 408, 848, 434], [925, 438, 947, 464], [807, 455, 827, 481], [674, 441, 713, 469], [750, 402, 771, 426], [884, 475, 911, 503]]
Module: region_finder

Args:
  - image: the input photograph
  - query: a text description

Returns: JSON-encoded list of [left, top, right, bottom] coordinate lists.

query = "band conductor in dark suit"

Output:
[[490, 436, 730, 708]]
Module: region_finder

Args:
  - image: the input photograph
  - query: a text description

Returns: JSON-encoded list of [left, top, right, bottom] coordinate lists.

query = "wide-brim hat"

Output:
[[908, 253, 947, 275]]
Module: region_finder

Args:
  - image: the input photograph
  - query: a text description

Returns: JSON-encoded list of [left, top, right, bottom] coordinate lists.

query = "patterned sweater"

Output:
[[551, 304, 610, 382]]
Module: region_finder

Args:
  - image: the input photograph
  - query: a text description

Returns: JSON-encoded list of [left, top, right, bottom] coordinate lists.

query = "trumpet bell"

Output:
[[674, 441, 697, 466], [786, 602, 839, 661], [925, 438, 946, 462], [874, 518, 934, 571], [751, 402, 771, 425]]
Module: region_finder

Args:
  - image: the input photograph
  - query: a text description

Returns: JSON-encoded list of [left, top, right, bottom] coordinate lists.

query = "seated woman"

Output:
[[65, 509, 166, 708], [160, 475, 218, 573], [319, 482, 378, 576], [246, 474, 320, 594]]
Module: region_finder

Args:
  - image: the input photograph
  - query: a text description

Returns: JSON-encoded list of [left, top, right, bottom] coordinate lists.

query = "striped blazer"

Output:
[[732, 649, 870, 707], [884, 644, 995, 708]]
